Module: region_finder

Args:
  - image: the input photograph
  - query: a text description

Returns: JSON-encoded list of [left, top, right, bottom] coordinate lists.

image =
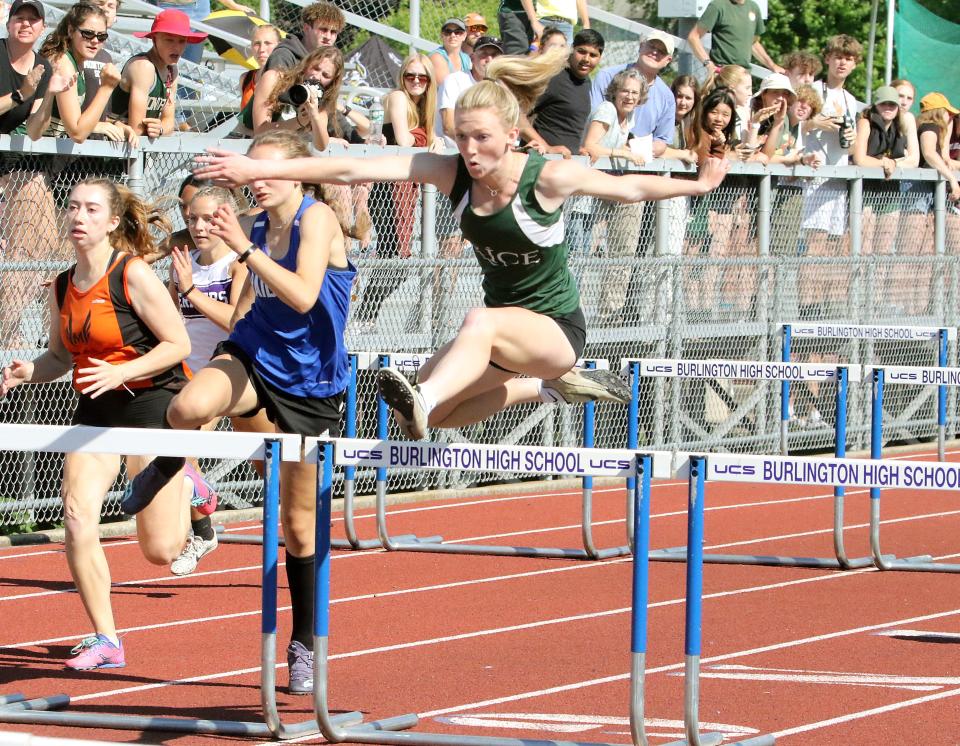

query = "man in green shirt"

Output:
[[687, 0, 783, 75]]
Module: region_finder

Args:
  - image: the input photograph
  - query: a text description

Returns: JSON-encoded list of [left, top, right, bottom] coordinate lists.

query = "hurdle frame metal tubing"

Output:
[[0, 426, 334, 739], [311, 440, 657, 746], [780, 332, 876, 570], [626, 359, 869, 569], [869, 368, 960, 573], [664, 457, 775, 746], [371, 354, 630, 559], [782, 323, 953, 462]]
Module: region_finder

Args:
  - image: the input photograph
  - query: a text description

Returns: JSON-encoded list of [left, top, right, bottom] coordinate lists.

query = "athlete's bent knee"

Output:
[[140, 535, 183, 565], [459, 308, 496, 340], [167, 387, 217, 430]]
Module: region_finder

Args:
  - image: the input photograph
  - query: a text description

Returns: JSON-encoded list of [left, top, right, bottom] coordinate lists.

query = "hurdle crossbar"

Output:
[[309, 438, 661, 746], [0, 428, 368, 739], [355, 354, 639, 559], [868, 368, 960, 573], [623, 358, 868, 569], [674, 456, 776, 746]]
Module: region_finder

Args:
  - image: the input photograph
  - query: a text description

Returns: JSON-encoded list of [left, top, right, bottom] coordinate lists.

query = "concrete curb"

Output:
[[3, 437, 957, 548]]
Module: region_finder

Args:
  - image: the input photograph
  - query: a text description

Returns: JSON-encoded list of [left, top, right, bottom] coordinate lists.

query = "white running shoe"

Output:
[[376, 367, 429, 440], [171, 531, 218, 576], [542, 368, 632, 405]]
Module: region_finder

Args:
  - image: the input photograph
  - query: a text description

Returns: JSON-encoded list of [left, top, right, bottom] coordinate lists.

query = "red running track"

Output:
[[3, 449, 960, 745]]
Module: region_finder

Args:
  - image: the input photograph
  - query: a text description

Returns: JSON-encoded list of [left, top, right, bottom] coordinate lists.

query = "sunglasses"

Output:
[[403, 72, 429, 83], [468, 25, 487, 32], [441, 27, 465, 35], [78, 28, 109, 42]]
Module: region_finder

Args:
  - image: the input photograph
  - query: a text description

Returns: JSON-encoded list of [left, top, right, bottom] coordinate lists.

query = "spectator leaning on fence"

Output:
[[580, 67, 648, 324], [0, 178, 195, 670], [437, 36, 503, 149], [0, 0, 55, 138], [83, 0, 119, 117], [522, 29, 604, 158], [463, 12, 487, 56], [110, 9, 207, 138], [356, 53, 444, 327], [38, 3, 136, 144], [252, 0, 343, 132], [590, 31, 675, 158], [237, 24, 281, 132], [661, 74, 699, 163], [687, 0, 783, 76], [429, 18, 471, 87]]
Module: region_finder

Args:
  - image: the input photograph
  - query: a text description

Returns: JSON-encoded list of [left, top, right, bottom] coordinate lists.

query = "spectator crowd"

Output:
[[1, 0, 960, 338]]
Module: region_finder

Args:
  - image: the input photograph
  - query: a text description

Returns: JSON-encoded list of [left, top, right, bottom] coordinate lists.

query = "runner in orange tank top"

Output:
[[0, 178, 195, 671]]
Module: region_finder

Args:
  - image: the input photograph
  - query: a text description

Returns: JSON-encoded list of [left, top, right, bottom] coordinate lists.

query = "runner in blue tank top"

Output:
[[123, 131, 355, 695], [197, 52, 728, 442]]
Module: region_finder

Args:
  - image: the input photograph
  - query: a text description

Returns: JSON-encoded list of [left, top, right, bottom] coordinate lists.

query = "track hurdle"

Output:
[[306, 436, 669, 746], [366, 355, 638, 559], [0, 424, 363, 740], [677, 456, 776, 746], [868, 366, 960, 573], [782, 323, 954, 459], [624, 358, 869, 569]]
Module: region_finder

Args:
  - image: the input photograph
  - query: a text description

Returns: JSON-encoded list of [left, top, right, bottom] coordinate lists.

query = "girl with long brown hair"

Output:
[[0, 178, 194, 670]]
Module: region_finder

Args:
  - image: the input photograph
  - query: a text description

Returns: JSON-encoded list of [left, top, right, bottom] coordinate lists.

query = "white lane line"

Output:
[[770, 686, 960, 739], [3, 500, 957, 607], [681, 664, 960, 691], [4, 560, 631, 649]]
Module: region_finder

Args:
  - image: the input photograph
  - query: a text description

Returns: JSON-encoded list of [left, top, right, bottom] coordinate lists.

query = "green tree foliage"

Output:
[[760, 0, 885, 100]]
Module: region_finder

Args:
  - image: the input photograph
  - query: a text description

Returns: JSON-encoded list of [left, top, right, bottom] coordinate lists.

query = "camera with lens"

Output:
[[280, 79, 324, 107]]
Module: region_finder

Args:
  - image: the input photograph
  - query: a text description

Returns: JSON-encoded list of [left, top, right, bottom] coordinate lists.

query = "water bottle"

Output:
[[367, 96, 384, 146], [838, 111, 854, 149]]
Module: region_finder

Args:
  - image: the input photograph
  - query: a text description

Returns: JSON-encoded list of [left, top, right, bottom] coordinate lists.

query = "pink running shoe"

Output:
[[65, 634, 125, 670], [184, 463, 218, 516]]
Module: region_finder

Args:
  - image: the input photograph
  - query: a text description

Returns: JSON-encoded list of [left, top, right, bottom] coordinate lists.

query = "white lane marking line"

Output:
[[701, 507, 960, 551], [4, 559, 631, 649], [770, 686, 960, 739], [678, 664, 960, 691], [58, 567, 960, 720], [874, 629, 960, 641], [271, 602, 960, 746], [436, 712, 758, 736]]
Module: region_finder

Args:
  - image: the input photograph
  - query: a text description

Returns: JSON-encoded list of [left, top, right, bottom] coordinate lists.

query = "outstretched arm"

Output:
[[537, 155, 728, 207], [194, 147, 459, 194]]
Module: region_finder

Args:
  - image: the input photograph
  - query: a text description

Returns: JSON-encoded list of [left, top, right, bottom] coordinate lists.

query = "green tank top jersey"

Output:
[[110, 53, 168, 121], [46, 51, 85, 137], [448, 151, 580, 317]]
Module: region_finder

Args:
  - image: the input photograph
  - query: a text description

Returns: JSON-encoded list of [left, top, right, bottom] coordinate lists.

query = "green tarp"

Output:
[[895, 0, 960, 107]]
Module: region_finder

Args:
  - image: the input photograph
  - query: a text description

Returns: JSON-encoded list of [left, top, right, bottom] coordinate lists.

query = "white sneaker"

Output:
[[542, 368, 632, 405], [171, 531, 218, 576], [376, 367, 428, 440]]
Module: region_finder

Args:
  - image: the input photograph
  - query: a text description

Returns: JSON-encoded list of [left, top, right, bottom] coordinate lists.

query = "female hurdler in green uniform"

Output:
[[195, 53, 729, 440]]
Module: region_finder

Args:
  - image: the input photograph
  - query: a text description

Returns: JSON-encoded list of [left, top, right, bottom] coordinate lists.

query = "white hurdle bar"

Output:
[[306, 436, 669, 746], [622, 358, 871, 570], [0, 424, 364, 740]]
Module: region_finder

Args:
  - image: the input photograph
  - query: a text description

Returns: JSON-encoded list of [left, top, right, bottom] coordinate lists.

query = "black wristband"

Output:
[[238, 245, 256, 263], [179, 283, 196, 298]]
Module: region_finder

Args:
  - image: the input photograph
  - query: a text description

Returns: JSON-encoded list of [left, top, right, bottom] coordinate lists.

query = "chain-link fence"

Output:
[[1, 137, 959, 531]]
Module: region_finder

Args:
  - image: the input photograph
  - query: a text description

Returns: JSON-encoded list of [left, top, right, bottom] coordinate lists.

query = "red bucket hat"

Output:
[[135, 9, 208, 44]]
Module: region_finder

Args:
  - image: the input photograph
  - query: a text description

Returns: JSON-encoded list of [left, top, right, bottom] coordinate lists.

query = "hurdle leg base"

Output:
[[350, 713, 420, 733], [650, 547, 880, 570], [380, 539, 624, 559], [0, 694, 26, 707]]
